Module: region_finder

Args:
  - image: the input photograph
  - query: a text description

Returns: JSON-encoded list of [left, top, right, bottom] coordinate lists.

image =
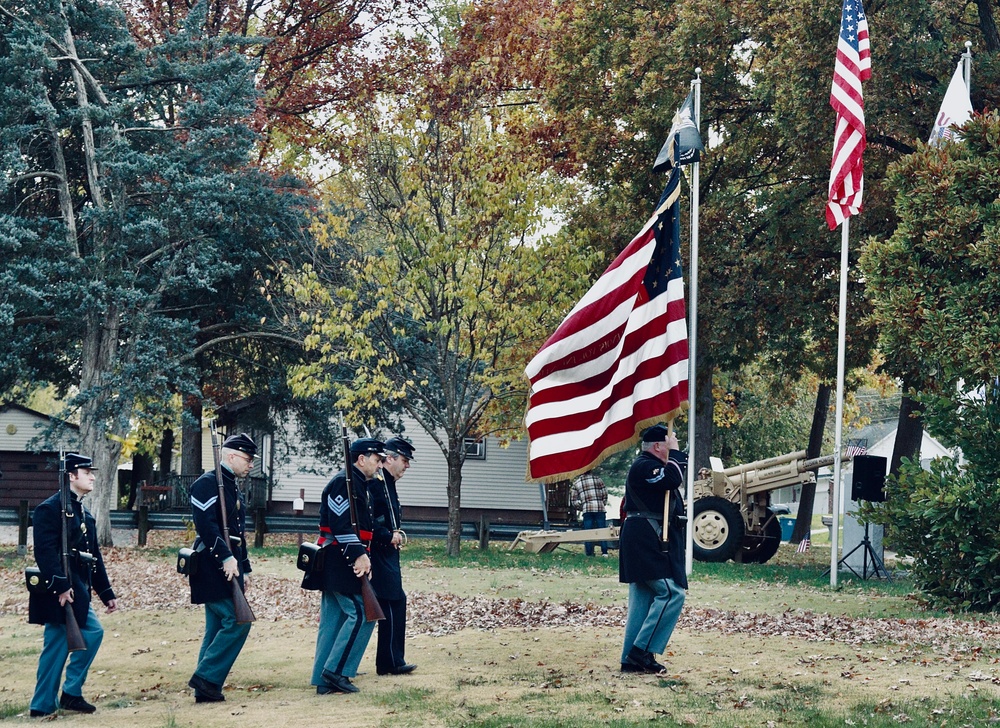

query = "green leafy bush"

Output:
[[861, 457, 1000, 611]]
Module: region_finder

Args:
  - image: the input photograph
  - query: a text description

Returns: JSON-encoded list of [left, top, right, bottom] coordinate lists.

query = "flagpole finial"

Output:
[[695, 67, 702, 78], [966, 40, 972, 50]]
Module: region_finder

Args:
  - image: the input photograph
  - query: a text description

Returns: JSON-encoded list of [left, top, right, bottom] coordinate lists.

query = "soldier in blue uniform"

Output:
[[372, 436, 417, 676], [186, 432, 256, 702], [28, 453, 117, 717], [310, 437, 385, 695], [619, 424, 688, 673]]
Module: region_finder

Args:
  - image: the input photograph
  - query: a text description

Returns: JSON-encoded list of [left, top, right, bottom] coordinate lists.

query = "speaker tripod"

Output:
[[827, 522, 892, 582]]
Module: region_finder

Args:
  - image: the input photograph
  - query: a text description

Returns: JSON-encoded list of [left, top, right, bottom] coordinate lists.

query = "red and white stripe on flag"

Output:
[[524, 170, 689, 483], [826, 0, 871, 229], [796, 538, 811, 554]]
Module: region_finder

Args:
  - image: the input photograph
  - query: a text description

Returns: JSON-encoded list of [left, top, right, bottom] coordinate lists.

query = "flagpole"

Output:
[[685, 68, 701, 576], [962, 40, 972, 88], [829, 218, 850, 588]]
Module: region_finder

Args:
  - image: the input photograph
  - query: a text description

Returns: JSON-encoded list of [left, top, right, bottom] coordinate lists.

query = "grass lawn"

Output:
[[1, 536, 999, 727]]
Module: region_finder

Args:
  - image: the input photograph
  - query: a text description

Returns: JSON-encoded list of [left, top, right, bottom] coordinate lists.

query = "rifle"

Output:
[[340, 416, 385, 622], [210, 422, 256, 624], [59, 452, 87, 652]]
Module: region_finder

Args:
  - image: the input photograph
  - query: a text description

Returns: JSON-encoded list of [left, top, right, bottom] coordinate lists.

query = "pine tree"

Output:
[[0, 0, 311, 542]]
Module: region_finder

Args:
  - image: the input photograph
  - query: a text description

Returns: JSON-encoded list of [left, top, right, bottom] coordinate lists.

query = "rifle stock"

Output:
[[210, 423, 256, 625], [340, 416, 385, 622], [59, 453, 87, 652]]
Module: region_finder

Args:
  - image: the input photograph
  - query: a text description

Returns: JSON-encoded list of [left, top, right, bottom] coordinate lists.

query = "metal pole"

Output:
[[685, 68, 702, 576], [962, 41, 973, 89], [830, 218, 850, 588]]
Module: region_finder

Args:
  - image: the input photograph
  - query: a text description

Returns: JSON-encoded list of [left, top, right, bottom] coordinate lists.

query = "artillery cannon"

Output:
[[511, 449, 847, 563], [691, 450, 846, 564]]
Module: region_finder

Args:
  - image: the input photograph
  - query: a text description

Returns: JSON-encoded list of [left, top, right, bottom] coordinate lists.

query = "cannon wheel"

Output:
[[740, 508, 783, 564], [692, 496, 745, 562]]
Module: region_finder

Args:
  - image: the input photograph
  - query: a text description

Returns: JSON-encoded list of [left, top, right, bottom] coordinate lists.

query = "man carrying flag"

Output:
[[619, 424, 688, 673], [525, 82, 703, 675]]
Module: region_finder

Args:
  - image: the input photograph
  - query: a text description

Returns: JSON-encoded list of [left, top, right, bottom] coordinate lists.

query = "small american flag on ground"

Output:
[[796, 538, 811, 554]]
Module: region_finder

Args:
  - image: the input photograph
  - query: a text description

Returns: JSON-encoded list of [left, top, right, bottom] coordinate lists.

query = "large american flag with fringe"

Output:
[[524, 167, 689, 483], [826, 0, 871, 229]]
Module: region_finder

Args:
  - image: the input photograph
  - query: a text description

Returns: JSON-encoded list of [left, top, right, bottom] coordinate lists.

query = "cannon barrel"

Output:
[[719, 450, 806, 477]]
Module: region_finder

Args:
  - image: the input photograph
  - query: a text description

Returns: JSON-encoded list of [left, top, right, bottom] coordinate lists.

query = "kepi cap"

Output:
[[383, 436, 415, 461], [641, 424, 671, 443], [64, 453, 96, 471], [223, 432, 257, 456], [350, 437, 386, 459]]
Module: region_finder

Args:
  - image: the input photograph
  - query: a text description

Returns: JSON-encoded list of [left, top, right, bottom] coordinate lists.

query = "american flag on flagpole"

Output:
[[523, 167, 689, 483], [826, 0, 871, 229]]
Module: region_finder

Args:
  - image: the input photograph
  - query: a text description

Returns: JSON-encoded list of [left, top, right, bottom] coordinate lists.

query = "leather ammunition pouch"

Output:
[[177, 547, 197, 576], [24, 566, 47, 595], [296, 541, 325, 574]]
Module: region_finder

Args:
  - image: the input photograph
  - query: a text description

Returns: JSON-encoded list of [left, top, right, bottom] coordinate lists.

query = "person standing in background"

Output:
[[571, 470, 610, 556]]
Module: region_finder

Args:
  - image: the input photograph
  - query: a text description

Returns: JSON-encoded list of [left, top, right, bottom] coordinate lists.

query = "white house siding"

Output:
[[267, 414, 541, 514], [866, 430, 953, 469], [265, 415, 342, 506], [0, 405, 77, 452]]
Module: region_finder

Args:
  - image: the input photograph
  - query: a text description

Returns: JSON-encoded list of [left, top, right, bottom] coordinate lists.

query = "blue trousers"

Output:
[[30, 607, 104, 714], [194, 599, 252, 687], [312, 591, 375, 684], [620, 577, 685, 662], [582, 511, 609, 555]]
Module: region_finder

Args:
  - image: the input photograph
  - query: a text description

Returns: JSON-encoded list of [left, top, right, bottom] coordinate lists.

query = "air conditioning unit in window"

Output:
[[463, 438, 486, 460]]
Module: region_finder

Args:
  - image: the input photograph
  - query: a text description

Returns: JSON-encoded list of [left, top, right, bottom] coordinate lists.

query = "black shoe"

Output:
[[194, 694, 226, 703], [188, 674, 225, 702], [379, 662, 417, 676], [321, 670, 359, 694], [625, 646, 666, 674], [59, 693, 96, 714], [620, 662, 645, 673], [29, 709, 52, 717]]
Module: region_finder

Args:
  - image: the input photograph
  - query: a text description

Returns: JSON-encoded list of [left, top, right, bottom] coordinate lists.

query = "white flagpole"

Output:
[[829, 217, 850, 588], [962, 41, 973, 88], [685, 68, 702, 576]]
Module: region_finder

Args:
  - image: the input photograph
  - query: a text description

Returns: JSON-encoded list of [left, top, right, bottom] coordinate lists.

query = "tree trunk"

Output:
[[181, 396, 203, 476], [445, 439, 463, 557], [890, 392, 924, 475], [159, 427, 174, 477], [791, 381, 831, 543], [79, 308, 124, 546], [127, 451, 155, 510], [976, 0, 1000, 53], [693, 356, 714, 472]]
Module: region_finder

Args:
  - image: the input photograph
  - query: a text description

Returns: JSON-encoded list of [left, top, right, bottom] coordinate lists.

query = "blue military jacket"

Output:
[[618, 449, 688, 589], [370, 468, 404, 601], [306, 465, 374, 595], [29, 490, 115, 627], [188, 465, 252, 604]]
